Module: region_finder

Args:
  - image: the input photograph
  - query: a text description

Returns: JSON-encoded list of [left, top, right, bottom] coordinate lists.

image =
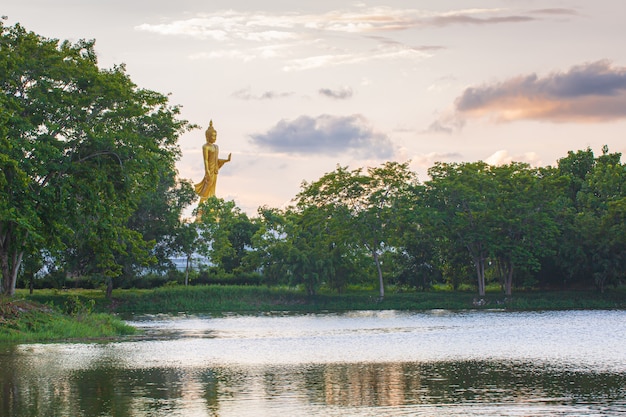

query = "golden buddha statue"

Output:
[[194, 120, 231, 204]]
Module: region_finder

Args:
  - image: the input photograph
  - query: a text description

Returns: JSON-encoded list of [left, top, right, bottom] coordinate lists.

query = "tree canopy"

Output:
[[0, 22, 193, 295]]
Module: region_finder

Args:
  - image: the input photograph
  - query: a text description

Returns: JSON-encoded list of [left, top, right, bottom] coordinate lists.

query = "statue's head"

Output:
[[205, 120, 217, 143]]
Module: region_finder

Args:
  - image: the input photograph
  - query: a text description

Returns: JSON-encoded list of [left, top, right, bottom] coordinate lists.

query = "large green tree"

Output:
[[296, 162, 418, 299], [490, 163, 559, 295], [551, 146, 626, 291], [425, 161, 495, 296], [574, 147, 626, 291], [425, 161, 559, 296], [0, 22, 191, 295]]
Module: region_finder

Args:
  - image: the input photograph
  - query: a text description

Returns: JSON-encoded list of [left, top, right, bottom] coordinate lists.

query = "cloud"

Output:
[[425, 120, 454, 135], [249, 114, 394, 158], [429, 14, 533, 26], [485, 150, 542, 166], [282, 42, 432, 71], [135, 12, 297, 42], [432, 61, 626, 130], [424, 110, 465, 134], [136, 6, 544, 69], [319, 86, 353, 100], [232, 87, 294, 100], [403, 151, 463, 180], [530, 8, 579, 16], [136, 8, 539, 39]]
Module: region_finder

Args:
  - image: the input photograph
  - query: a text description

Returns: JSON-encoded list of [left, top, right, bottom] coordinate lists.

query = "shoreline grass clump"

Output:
[[0, 297, 136, 343]]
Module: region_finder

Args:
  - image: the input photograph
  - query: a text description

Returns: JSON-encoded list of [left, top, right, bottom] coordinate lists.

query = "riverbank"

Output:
[[0, 297, 136, 343], [3, 285, 624, 342], [20, 285, 626, 315]]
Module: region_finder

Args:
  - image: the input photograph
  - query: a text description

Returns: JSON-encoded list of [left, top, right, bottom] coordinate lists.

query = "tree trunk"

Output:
[[0, 227, 28, 296], [105, 277, 113, 299], [0, 251, 9, 295], [474, 257, 486, 297], [8, 249, 23, 296], [185, 254, 191, 286], [504, 261, 514, 296], [373, 250, 384, 300], [0, 248, 23, 296]]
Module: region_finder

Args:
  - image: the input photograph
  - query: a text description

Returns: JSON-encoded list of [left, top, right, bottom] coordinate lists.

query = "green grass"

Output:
[[0, 297, 136, 343], [13, 285, 626, 318], [5, 285, 623, 343]]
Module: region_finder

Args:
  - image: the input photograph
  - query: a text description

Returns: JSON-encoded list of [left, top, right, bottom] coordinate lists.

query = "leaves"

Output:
[[0, 22, 191, 294]]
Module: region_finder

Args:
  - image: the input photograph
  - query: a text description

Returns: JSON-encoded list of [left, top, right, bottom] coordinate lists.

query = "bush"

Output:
[[195, 270, 262, 286], [63, 294, 95, 316]]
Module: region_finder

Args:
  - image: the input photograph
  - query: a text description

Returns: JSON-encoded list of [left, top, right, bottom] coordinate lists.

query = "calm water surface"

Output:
[[1, 309, 625, 416]]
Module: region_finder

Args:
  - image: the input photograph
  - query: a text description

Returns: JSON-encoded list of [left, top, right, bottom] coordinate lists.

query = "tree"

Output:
[[490, 164, 559, 295], [550, 146, 626, 292], [249, 207, 293, 287], [425, 161, 559, 296], [123, 175, 197, 276], [425, 162, 495, 296], [197, 197, 259, 274], [296, 162, 418, 299], [574, 147, 626, 291], [557, 147, 595, 207], [172, 220, 201, 286], [0, 22, 191, 295], [288, 206, 336, 295]]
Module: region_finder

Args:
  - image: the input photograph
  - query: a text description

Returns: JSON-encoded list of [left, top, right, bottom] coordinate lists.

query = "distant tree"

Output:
[[296, 162, 418, 299], [425, 162, 495, 296], [172, 220, 201, 286], [197, 197, 260, 274], [0, 22, 191, 295], [425, 161, 559, 296], [575, 147, 626, 291], [557, 147, 595, 207], [249, 207, 293, 287], [489, 163, 559, 295], [123, 175, 197, 276]]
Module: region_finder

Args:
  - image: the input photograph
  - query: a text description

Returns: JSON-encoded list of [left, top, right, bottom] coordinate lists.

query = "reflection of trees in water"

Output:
[[1, 359, 625, 415], [311, 361, 626, 407], [320, 363, 409, 407]]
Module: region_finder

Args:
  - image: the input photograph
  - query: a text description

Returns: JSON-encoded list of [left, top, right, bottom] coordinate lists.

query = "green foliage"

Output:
[[552, 146, 626, 291], [294, 162, 419, 298], [63, 294, 96, 316], [0, 297, 135, 342], [197, 197, 260, 274], [0, 21, 192, 295], [424, 161, 562, 296], [1, 23, 621, 299], [73, 285, 626, 315]]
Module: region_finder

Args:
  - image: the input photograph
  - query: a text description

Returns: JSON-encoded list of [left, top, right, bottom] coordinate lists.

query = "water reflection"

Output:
[[2, 359, 625, 416], [1, 310, 625, 416]]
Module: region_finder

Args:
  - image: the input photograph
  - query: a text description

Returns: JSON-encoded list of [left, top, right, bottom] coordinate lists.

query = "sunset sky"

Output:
[[4, 1, 626, 214]]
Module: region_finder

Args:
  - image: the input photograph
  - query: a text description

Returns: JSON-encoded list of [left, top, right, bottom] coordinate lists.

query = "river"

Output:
[[1, 309, 625, 416]]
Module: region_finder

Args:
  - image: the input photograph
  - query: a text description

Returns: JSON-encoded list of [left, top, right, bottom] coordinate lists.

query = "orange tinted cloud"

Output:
[[455, 61, 626, 123]]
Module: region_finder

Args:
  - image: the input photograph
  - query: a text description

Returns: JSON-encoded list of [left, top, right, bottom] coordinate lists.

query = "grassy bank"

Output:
[[19, 285, 626, 315], [0, 297, 136, 343], [5, 285, 622, 342]]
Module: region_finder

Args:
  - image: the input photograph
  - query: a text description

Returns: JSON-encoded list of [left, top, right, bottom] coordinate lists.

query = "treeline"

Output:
[[2, 22, 625, 298], [172, 149, 624, 298]]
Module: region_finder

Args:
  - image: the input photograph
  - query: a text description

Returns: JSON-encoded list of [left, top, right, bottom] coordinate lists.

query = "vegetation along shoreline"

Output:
[[2, 285, 624, 343]]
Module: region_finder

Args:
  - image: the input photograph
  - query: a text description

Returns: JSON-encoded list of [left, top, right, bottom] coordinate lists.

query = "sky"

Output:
[[4, 1, 626, 215]]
